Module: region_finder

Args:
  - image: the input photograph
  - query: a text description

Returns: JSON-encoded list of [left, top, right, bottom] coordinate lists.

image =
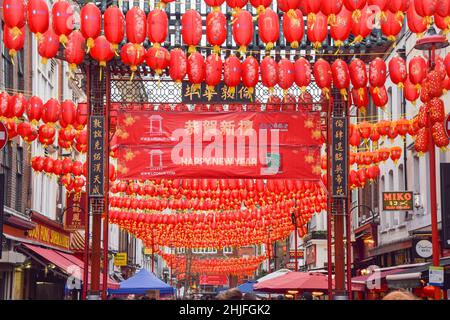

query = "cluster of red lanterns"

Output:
[[349, 165, 381, 189], [349, 147, 403, 167], [159, 252, 266, 276]]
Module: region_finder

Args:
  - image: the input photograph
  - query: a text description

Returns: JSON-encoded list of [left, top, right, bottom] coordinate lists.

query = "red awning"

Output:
[[254, 271, 334, 293], [199, 275, 229, 286], [21, 244, 119, 289]]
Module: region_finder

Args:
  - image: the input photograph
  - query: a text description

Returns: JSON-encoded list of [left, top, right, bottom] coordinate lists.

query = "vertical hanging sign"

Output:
[[88, 116, 105, 198], [331, 116, 348, 198]]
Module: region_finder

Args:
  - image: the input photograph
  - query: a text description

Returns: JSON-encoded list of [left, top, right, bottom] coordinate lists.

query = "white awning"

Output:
[[386, 272, 422, 281]]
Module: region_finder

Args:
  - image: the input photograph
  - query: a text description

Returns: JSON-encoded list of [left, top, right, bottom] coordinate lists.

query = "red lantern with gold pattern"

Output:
[[80, 3, 101, 52], [282, 10, 304, 49], [331, 59, 350, 100], [206, 11, 227, 54], [126, 6, 147, 44], [42, 98, 60, 125], [205, 54, 223, 93], [242, 56, 259, 95], [351, 5, 375, 43], [187, 52, 206, 88], [104, 6, 125, 52], [330, 7, 352, 48], [148, 9, 169, 46], [389, 55, 407, 88], [294, 58, 311, 93], [27, 0, 50, 41], [232, 10, 253, 54], [349, 58, 368, 89], [38, 28, 60, 65], [307, 12, 328, 49], [381, 11, 403, 41], [3, 26, 25, 60], [17, 122, 38, 143], [260, 56, 278, 92], [432, 122, 450, 149], [182, 10, 203, 53], [145, 46, 170, 75], [224, 55, 242, 94], [415, 127, 429, 153], [169, 49, 187, 83], [258, 8, 280, 51], [409, 56, 427, 87], [370, 85, 388, 108], [313, 59, 332, 99], [9, 94, 27, 119], [351, 87, 369, 112], [52, 0, 74, 46], [26, 96, 43, 124], [407, 2, 428, 36], [277, 59, 295, 93], [65, 31, 86, 73]]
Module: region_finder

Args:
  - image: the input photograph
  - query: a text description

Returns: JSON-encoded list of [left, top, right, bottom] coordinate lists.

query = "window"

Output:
[[398, 164, 405, 190], [15, 146, 23, 212], [413, 155, 420, 193]]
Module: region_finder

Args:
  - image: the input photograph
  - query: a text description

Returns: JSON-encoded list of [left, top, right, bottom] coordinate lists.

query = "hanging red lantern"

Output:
[[18, 122, 38, 144], [9, 94, 26, 120], [26, 96, 43, 125], [60, 100, 76, 128], [27, 0, 50, 41], [38, 28, 60, 65], [169, 49, 187, 83], [388, 0, 409, 22], [414, 127, 429, 153], [242, 56, 259, 95], [204, 0, 226, 10], [148, 9, 169, 46], [65, 31, 86, 73], [5, 119, 17, 140], [409, 56, 427, 88], [120, 43, 145, 78], [344, 0, 367, 22], [313, 59, 332, 99], [433, 13, 450, 34], [52, 0, 74, 46], [307, 12, 328, 49], [42, 99, 60, 125], [388, 55, 407, 88], [432, 122, 450, 149], [80, 3, 101, 53], [406, 2, 428, 36], [3, 0, 26, 38], [330, 7, 352, 48], [182, 10, 203, 53], [250, 0, 272, 15], [404, 78, 420, 105], [369, 57, 387, 99], [367, 165, 380, 181], [414, 0, 437, 21], [351, 5, 375, 43], [227, 0, 248, 11], [90, 36, 115, 80], [187, 52, 206, 90], [370, 85, 388, 108], [104, 6, 125, 52], [381, 11, 403, 41], [349, 58, 368, 90], [260, 56, 278, 92], [76, 103, 88, 130], [126, 6, 147, 44], [3, 26, 25, 60], [205, 54, 223, 95], [351, 87, 369, 112], [282, 10, 304, 49], [224, 55, 242, 95], [258, 8, 280, 51], [232, 10, 253, 54], [428, 97, 445, 124], [206, 11, 227, 54], [320, 0, 344, 25], [332, 59, 351, 100], [294, 58, 311, 93], [277, 59, 295, 94]]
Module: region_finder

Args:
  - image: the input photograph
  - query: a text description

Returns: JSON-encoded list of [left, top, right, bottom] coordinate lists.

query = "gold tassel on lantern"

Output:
[[59, 34, 68, 47], [238, 45, 247, 56], [350, 35, 363, 45], [340, 88, 348, 101], [291, 41, 299, 49], [86, 38, 95, 54], [213, 45, 220, 54], [352, 10, 362, 23], [188, 45, 196, 54], [266, 42, 274, 51]]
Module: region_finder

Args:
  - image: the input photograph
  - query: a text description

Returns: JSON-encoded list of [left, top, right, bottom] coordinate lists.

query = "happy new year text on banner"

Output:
[[115, 111, 323, 147]]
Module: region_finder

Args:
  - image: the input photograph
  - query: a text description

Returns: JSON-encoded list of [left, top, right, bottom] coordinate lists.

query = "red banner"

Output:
[[64, 192, 86, 231], [117, 145, 321, 180], [199, 275, 229, 286], [116, 111, 323, 147]]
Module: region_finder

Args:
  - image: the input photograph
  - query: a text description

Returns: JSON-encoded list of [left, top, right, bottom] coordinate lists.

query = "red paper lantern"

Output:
[[126, 6, 147, 44], [370, 85, 388, 108], [331, 59, 351, 100], [381, 11, 403, 41], [205, 54, 223, 92], [3, 26, 25, 60], [351, 87, 369, 112], [258, 8, 280, 51], [294, 58, 311, 93], [307, 12, 328, 49], [388, 0, 409, 22], [282, 10, 304, 49], [320, 0, 344, 24], [104, 6, 125, 52], [260, 56, 278, 92], [351, 5, 375, 43], [60, 100, 76, 128], [38, 28, 60, 65], [27, 0, 50, 40], [52, 0, 74, 46], [232, 10, 253, 54], [404, 78, 420, 105], [432, 121, 450, 149], [250, 0, 272, 14], [120, 43, 146, 77], [227, 0, 249, 10], [76, 103, 88, 130], [349, 58, 368, 91], [182, 10, 203, 53], [224, 55, 242, 94], [148, 9, 169, 46], [205, 0, 226, 9], [9, 94, 27, 119], [277, 59, 295, 93], [42, 98, 60, 125], [414, 0, 437, 20], [206, 11, 227, 54], [242, 56, 259, 95], [369, 57, 387, 99], [3, 0, 26, 36], [434, 13, 450, 35], [187, 52, 206, 89], [26, 96, 43, 124], [409, 56, 427, 87], [330, 7, 352, 48], [415, 127, 429, 153], [344, 0, 367, 22], [388, 55, 407, 88], [65, 31, 86, 72], [313, 59, 332, 99], [90, 36, 115, 79], [169, 49, 187, 83], [406, 2, 428, 36], [80, 3, 101, 53]]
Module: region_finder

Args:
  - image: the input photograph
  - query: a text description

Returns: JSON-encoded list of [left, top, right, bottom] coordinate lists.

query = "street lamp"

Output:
[[414, 26, 448, 300]]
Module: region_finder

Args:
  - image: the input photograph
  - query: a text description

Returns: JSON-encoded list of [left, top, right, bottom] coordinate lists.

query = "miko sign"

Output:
[[0, 121, 8, 151], [382, 191, 414, 211], [445, 113, 450, 140]]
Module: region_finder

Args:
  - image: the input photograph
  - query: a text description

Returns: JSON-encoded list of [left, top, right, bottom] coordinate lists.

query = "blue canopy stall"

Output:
[[237, 281, 257, 294], [108, 268, 175, 296]]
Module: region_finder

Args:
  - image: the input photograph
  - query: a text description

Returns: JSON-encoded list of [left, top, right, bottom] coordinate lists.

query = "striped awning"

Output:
[[70, 230, 85, 252]]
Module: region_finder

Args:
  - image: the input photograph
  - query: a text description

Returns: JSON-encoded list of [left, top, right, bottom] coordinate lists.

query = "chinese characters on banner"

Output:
[[182, 82, 256, 103], [331, 117, 348, 198], [88, 116, 105, 198], [65, 192, 86, 230]]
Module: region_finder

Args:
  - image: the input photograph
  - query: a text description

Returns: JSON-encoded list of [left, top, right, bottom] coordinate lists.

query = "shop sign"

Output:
[[305, 244, 316, 266], [289, 250, 304, 259], [88, 116, 105, 198], [429, 266, 444, 287], [65, 192, 86, 231], [382, 191, 414, 211], [413, 237, 433, 261], [181, 82, 255, 103], [331, 117, 348, 198], [114, 252, 127, 266], [27, 223, 70, 250]]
